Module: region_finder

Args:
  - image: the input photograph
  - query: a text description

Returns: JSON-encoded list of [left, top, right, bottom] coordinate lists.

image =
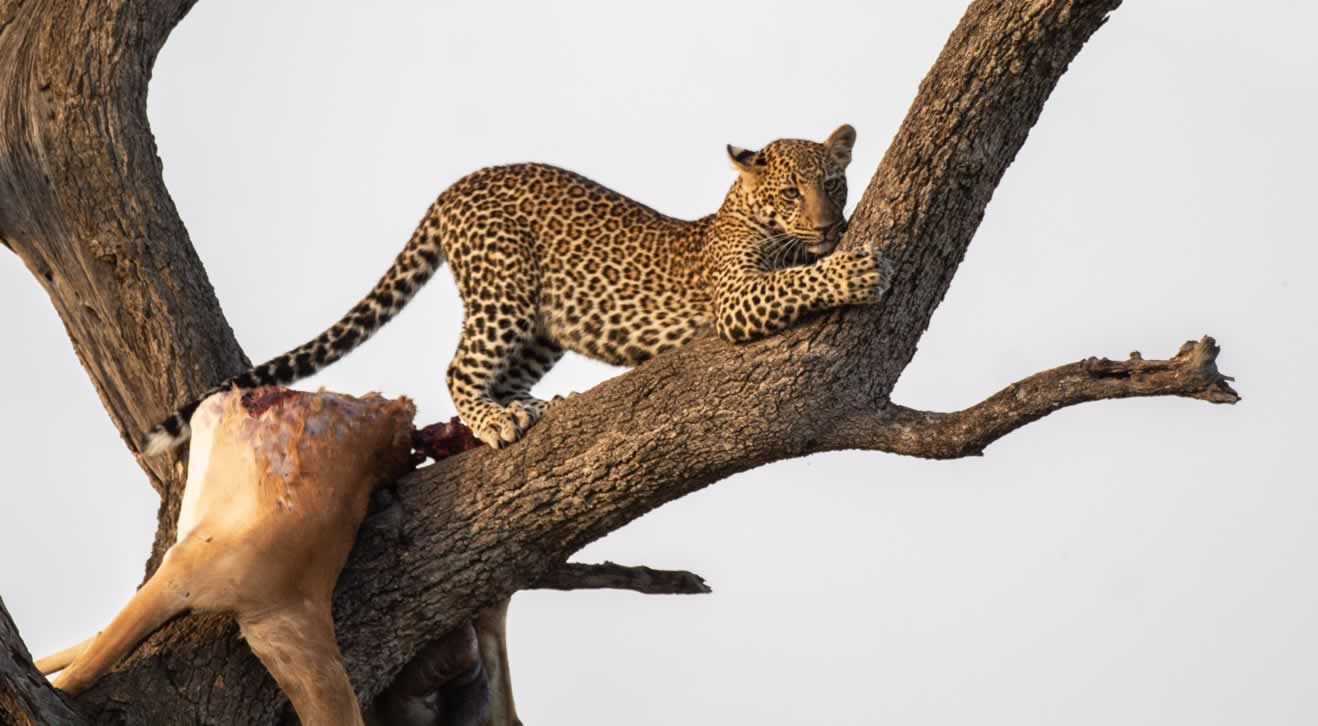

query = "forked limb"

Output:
[[823, 337, 1239, 459]]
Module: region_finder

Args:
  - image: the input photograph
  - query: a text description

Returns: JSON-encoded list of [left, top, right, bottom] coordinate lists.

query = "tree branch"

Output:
[[533, 562, 712, 595], [829, 336, 1239, 460]]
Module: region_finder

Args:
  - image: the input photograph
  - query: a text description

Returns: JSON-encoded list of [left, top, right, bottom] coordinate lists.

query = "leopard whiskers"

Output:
[[755, 230, 790, 263], [771, 236, 806, 270], [771, 239, 798, 270], [758, 231, 802, 270]]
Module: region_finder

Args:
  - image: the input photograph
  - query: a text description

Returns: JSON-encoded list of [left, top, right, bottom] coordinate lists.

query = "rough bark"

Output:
[[0, 0, 1241, 723], [0, 598, 87, 725]]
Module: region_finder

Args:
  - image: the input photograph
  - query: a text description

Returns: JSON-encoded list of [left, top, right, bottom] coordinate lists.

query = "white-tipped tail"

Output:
[[144, 423, 190, 457]]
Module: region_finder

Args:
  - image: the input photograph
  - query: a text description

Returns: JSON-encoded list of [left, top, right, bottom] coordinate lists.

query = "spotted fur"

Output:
[[144, 124, 890, 453]]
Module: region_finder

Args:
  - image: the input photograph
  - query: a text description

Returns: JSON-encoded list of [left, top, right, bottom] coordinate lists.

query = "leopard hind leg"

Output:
[[491, 333, 565, 405], [447, 296, 562, 449]]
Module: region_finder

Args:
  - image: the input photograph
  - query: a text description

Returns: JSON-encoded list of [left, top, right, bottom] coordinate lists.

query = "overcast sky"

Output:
[[4, 1, 1316, 724]]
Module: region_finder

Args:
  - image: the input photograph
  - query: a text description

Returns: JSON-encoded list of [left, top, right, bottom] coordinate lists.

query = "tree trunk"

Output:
[[2, 0, 1239, 723], [0, 0, 247, 576]]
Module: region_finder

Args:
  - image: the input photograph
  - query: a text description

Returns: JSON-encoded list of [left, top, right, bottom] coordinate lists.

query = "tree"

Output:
[[0, 0, 1240, 722]]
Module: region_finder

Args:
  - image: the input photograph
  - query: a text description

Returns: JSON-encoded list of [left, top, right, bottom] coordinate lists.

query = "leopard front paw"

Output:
[[833, 250, 894, 304], [470, 399, 547, 448]]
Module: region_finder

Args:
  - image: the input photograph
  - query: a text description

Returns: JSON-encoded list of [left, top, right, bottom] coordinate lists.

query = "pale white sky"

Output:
[[4, 1, 1316, 724]]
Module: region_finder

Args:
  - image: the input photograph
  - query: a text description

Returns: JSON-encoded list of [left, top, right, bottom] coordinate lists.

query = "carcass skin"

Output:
[[52, 388, 415, 726]]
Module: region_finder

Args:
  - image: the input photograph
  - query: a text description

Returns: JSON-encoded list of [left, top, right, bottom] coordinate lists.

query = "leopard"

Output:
[[144, 123, 892, 453]]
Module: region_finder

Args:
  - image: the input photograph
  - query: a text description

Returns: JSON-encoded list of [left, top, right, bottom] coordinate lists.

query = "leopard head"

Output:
[[726, 124, 855, 258]]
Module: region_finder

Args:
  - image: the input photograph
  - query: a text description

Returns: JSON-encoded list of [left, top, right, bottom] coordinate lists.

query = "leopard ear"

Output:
[[726, 145, 765, 176], [824, 124, 856, 166]]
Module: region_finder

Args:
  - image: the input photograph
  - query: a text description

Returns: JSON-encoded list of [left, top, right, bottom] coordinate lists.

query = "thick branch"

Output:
[[533, 562, 712, 595], [832, 336, 1239, 459]]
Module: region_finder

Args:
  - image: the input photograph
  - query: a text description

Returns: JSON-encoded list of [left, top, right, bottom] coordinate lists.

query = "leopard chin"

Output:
[[804, 238, 839, 256]]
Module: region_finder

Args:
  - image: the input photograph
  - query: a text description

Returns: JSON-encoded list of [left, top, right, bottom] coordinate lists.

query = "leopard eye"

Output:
[[780, 187, 800, 202], [824, 178, 844, 193]]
